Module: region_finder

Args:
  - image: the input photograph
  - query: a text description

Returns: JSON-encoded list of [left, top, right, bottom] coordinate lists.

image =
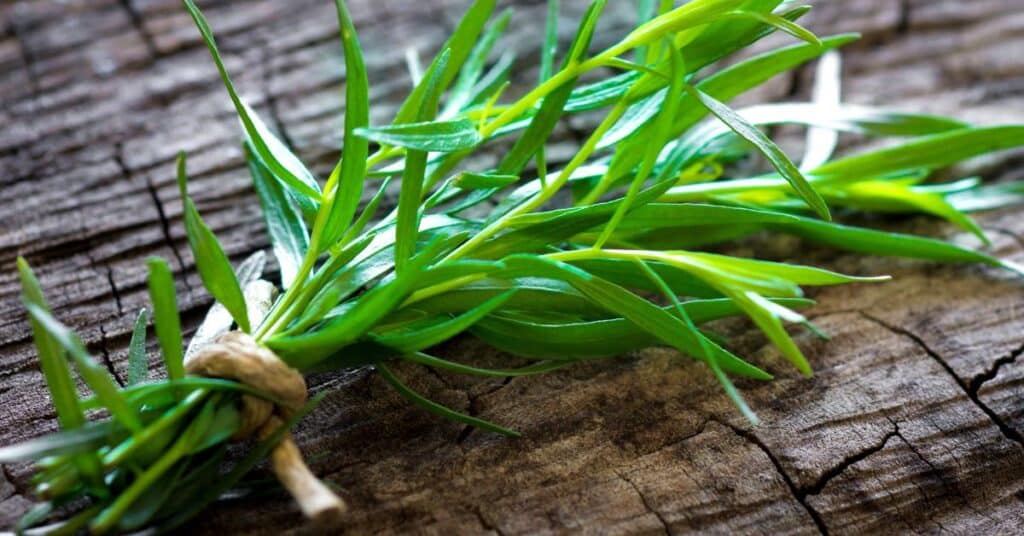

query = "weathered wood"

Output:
[[2, 0, 1024, 533]]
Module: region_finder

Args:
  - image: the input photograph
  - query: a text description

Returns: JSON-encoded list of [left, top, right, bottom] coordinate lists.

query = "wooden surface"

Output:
[[2, 0, 1024, 533]]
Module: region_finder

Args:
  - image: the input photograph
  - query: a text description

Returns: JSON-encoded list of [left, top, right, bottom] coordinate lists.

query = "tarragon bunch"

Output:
[[5, 0, 1024, 532]]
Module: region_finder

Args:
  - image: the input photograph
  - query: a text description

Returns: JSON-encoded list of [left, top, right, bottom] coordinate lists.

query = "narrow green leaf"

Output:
[[146, 257, 185, 381], [270, 239, 448, 368], [595, 40, 685, 247], [17, 258, 87, 431], [176, 153, 250, 332], [357, 119, 481, 152], [444, 8, 513, 116], [395, 50, 451, 273], [613, 0, 745, 54], [684, 84, 831, 220], [497, 77, 576, 176], [246, 144, 308, 288], [540, 0, 559, 81], [376, 362, 520, 437], [453, 172, 519, 190], [471, 297, 812, 360], [728, 10, 821, 48], [637, 259, 758, 424], [404, 351, 568, 377], [565, 0, 608, 62], [26, 304, 142, 432], [320, 0, 371, 250], [500, 256, 772, 380], [812, 126, 1024, 183], [393, 0, 497, 124], [127, 309, 149, 386], [373, 290, 515, 353], [0, 422, 113, 463], [619, 203, 1006, 267], [182, 0, 322, 205]]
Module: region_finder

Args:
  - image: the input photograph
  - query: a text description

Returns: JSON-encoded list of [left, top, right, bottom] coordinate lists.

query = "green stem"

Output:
[[443, 101, 629, 263], [90, 427, 195, 533], [254, 252, 318, 341], [102, 389, 207, 470]]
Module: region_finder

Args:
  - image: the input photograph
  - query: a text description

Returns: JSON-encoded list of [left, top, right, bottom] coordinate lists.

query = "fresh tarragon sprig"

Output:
[[4, 0, 1024, 532]]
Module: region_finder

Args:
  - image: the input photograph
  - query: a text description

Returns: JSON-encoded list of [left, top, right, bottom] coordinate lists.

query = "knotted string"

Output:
[[184, 279, 345, 524]]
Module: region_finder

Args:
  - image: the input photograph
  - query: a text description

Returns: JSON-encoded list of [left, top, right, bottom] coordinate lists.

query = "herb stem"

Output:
[[254, 252, 318, 341], [443, 101, 629, 263], [401, 273, 489, 307]]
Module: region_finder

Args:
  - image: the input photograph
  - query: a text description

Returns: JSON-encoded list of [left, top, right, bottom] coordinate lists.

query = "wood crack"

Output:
[[457, 376, 513, 445], [117, 0, 160, 60], [859, 312, 1024, 449], [10, 19, 40, 97], [473, 505, 505, 536], [96, 325, 124, 387], [615, 470, 670, 535], [896, 0, 912, 35], [969, 342, 1024, 394], [114, 147, 192, 293], [104, 267, 124, 316], [714, 419, 827, 535]]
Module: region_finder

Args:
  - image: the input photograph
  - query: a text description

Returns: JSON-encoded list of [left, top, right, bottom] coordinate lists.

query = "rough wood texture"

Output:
[[2, 0, 1024, 533]]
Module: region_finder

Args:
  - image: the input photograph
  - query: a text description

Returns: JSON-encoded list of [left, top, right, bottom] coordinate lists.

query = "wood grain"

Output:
[[1, 0, 1023, 533]]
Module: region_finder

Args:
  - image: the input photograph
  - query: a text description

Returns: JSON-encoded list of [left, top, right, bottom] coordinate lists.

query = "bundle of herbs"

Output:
[[4, 0, 1024, 532]]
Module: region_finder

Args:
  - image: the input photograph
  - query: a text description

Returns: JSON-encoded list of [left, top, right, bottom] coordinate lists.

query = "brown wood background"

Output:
[[2, 0, 1024, 533]]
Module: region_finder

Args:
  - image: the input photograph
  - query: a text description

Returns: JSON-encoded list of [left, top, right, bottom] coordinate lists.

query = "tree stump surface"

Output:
[[1, 0, 1024, 533]]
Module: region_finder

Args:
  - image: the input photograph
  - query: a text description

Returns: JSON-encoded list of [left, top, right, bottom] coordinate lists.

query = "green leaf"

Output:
[[246, 143, 308, 288], [540, 0, 559, 81], [595, 40, 686, 247], [636, 259, 758, 424], [620, 203, 1003, 267], [727, 10, 820, 48], [0, 422, 114, 463], [17, 258, 87, 432], [684, 84, 831, 220], [499, 256, 772, 380], [356, 118, 482, 152], [672, 33, 859, 139], [146, 257, 185, 381], [154, 393, 327, 533], [472, 297, 811, 360], [176, 153, 250, 333], [319, 0, 371, 250], [26, 304, 142, 432], [395, 50, 451, 273], [127, 308, 149, 386], [393, 0, 497, 124], [403, 351, 568, 377], [182, 0, 322, 206], [453, 172, 519, 190], [269, 239, 448, 368], [812, 126, 1024, 183], [821, 180, 988, 244], [444, 8, 513, 116], [612, 0, 745, 54], [567, 0, 610, 63], [376, 362, 520, 437], [373, 290, 515, 353]]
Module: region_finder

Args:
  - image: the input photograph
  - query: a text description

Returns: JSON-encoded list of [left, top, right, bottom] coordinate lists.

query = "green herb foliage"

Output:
[[9, 0, 1024, 532]]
